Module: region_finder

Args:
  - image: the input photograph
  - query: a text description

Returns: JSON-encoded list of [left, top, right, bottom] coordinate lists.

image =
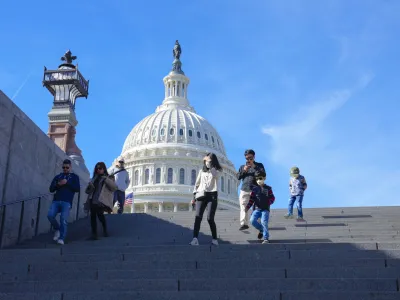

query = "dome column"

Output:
[[159, 202, 164, 212], [189, 202, 193, 212], [144, 202, 149, 213], [173, 203, 178, 212]]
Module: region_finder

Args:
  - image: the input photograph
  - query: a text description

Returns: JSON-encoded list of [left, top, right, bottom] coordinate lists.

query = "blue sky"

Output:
[[1, 1, 399, 208]]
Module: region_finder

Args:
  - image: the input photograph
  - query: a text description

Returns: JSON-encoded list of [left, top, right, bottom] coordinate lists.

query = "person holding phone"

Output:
[[236, 149, 265, 230], [48, 159, 80, 245]]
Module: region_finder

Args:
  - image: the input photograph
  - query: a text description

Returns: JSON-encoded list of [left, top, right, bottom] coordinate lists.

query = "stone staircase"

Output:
[[1, 207, 400, 299]]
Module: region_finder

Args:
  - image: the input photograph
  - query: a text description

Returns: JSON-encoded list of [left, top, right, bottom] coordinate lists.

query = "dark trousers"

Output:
[[90, 204, 107, 235], [193, 192, 218, 239], [113, 190, 125, 214]]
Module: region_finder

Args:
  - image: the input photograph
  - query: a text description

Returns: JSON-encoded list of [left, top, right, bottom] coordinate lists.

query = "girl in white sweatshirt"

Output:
[[190, 153, 222, 246]]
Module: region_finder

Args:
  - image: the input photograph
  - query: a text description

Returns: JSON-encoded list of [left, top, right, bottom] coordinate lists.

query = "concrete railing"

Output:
[[0, 90, 90, 248]]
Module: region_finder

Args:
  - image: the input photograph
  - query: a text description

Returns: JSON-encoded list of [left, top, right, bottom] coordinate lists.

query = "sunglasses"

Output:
[[62, 166, 70, 170], [245, 157, 254, 161], [96, 167, 104, 170]]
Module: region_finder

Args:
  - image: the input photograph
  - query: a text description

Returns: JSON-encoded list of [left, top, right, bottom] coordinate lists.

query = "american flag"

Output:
[[125, 192, 133, 205]]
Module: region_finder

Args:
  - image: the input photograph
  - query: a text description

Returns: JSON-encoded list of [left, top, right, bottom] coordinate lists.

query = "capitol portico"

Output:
[[116, 41, 239, 213]]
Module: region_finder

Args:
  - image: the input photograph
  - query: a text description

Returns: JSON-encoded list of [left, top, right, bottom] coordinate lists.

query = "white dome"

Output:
[[122, 108, 227, 157], [116, 42, 239, 212]]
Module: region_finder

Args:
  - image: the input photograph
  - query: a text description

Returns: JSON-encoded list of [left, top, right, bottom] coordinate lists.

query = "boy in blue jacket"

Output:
[[245, 170, 275, 244], [48, 159, 80, 245]]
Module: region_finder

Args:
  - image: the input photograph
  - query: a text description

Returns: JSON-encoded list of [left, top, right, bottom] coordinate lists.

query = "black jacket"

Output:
[[246, 184, 275, 211], [236, 162, 265, 192]]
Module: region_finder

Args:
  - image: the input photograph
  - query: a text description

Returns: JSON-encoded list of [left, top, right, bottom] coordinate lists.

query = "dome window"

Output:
[[197, 131, 201, 138], [191, 169, 197, 185], [170, 128, 175, 136], [145, 169, 150, 184], [188, 130, 193, 137], [211, 136, 215, 143], [134, 170, 139, 186], [152, 129, 156, 136], [160, 128, 165, 136], [179, 168, 185, 184], [179, 128, 184, 136], [221, 176, 225, 192], [217, 139, 220, 146], [156, 168, 161, 184], [205, 134, 208, 140], [167, 168, 173, 184]]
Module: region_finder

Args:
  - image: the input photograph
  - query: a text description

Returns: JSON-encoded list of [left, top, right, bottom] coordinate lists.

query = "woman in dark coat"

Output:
[[85, 162, 117, 240]]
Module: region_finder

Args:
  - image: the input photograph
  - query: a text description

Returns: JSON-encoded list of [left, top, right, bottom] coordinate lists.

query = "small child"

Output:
[[245, 171, 275, 244], [284, 166, 307, 220]]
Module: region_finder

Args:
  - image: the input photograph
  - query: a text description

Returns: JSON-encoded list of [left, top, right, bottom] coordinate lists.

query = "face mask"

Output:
[[205, 161, 212, 168], [256, 179, 265, 186]]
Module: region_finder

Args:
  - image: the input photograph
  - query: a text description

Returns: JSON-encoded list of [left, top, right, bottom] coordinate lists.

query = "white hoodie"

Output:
[[108, 166, 130, 192]]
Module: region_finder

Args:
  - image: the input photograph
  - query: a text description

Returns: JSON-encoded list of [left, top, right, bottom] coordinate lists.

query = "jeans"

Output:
[[288, 195, 304, 217], [193, 192, 218, 239], [47, 201, 71, 241], [113, 190, 125, 214], [250, 209, 270, 240]]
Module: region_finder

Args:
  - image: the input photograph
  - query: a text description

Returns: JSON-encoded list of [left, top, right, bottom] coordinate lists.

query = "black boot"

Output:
[[103, 226, 109, 237], [87, 232, 98, 240]]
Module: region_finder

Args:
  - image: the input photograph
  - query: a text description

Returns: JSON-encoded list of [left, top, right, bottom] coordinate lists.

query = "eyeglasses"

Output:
[[62, 166, 70, 170]]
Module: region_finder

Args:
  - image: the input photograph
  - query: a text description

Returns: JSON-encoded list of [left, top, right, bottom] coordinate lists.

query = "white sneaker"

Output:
[[189, 237, 199, 246], [211, 239, 219, 246], [57, 239, 64, 245], [53, 230, 60, 241]]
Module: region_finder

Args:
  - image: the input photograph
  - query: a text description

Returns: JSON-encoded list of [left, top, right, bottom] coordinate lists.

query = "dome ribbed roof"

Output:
[[122, 108, 226, 156]]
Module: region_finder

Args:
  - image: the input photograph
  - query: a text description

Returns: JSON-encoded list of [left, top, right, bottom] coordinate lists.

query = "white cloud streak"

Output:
[[260, 73, 400, 207]]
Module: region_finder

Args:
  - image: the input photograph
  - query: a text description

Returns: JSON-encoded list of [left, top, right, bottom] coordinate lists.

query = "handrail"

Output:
[[0, 193, 53, 207], [0, 191, 82, 248]]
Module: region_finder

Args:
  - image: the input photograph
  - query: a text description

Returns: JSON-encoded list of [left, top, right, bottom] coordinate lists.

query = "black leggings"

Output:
[[90, 204, 107, 234], [193, 192, 218, 239]]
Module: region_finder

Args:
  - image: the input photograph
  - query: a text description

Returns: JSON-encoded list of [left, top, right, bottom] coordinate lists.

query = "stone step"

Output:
[[2, 249, 400, 263], [0, 278, 397, 293], [0, 258, 388, 274], [2, 267, 400, 282], [178, 278, 398, 291], [2, 291, 400, 300]]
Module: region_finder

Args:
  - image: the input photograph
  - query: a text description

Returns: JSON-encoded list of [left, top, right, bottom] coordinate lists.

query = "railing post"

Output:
[[35, 197, 41, 236], [75, 191, 81, 221], [17, 201, 25, 244], [0, 206, 6, 248]]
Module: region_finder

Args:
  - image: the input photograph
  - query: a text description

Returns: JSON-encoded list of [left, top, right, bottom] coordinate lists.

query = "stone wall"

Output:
[[0, 90, 90, 248]]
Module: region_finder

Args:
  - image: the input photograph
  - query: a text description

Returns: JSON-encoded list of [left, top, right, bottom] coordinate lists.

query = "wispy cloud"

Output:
[[260, 73, 400, 207]]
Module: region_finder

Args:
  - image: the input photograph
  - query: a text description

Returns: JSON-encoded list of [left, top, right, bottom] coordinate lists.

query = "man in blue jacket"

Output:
[[48, 159, 80, 245]]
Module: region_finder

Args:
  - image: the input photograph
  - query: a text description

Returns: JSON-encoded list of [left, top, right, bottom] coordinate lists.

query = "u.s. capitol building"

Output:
[[115, 41, 239, 213]]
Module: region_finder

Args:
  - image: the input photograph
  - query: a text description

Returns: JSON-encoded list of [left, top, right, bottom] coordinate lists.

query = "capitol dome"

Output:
[[116, 41, 239, 213]]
